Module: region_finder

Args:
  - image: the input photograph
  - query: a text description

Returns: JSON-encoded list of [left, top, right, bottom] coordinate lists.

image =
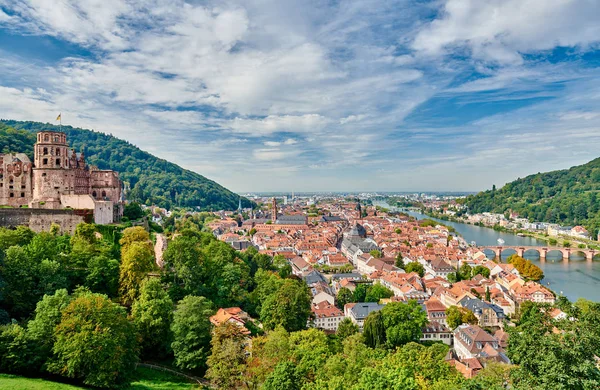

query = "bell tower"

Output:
[[271, 197, 278, 222]]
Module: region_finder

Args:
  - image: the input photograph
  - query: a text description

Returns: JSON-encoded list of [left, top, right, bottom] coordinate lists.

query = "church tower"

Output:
[[32, 131, 72, 208], [271, 197, 278, 222]]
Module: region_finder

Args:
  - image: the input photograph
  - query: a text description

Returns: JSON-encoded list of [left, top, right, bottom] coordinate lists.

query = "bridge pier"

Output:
[[562, 249, 570, 262], [540, 248, 547, 261], [587, 251, 595, 263], [517, 247, 525, 257]]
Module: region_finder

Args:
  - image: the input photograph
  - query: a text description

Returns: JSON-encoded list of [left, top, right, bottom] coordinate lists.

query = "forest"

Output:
[[1, 216, 599, 389], [460, 157, 600, 235], [0, 120, 252, 211]]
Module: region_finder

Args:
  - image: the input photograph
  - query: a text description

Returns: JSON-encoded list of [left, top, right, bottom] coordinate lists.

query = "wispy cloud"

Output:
[[0, 0, 599, 191]]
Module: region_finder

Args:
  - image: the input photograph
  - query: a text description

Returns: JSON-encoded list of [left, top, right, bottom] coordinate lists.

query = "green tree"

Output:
[[123, 202, 144, 220], [206, 322, 248, 389], [263, 361, 300, 390], [48, 291, 138, 388], [472, 265, 491, 278], [353, 283, 369, 302], [85, 256, 120, 297], [131, 278, 174, 358], [365, 283, 394, 303], [363, 310, 386, 348], [337, 318, 359, 340], [458, 264, 473, 280], [336, 287, 354, 309], [260, 279, 311, 332], [381, 301, 428, 348], [395, 253, 405, 269], [370, 250, 382, 258], [119, 241, 155, 305], [171, 295, 213, 372], [405, 262, 425, 277]]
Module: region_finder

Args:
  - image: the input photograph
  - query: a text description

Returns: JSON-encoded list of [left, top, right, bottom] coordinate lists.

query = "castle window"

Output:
[[9, 193, 14, 198], [43, 147, 48, 155], [20, 192, 25, 198], [92, 191, 97, 198], [56, 149, 60, 156], [42, 173, 47, 177], [56, 158, 61, 166], [54, 135, 59, 142], [43, 158, 48, 165], [44, 135, 49, 141], [102, 191, 106, 198]]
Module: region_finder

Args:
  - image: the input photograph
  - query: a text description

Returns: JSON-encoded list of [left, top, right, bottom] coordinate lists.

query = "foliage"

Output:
[[507, 254, 544, 281], [131, 278, 174, 359], [369, 250, 382, 258], [446, 306, 478, 329], [206, 322, 248, 389], [507, 302, 600, 389], [365, 283, 394, 303], [170, 295, 213, 372], [119, 239, 155, 305], [336, 287, 354, 309], [262, 361, 300, 390], [363, 311, 386, 349], [124, 202, 144, 220], [48, 291, 138, 388], [352, 283, 369, 302], [405, 262, 425, 277], [337, 318, 359, 340], [381, 301, 428, 348], [260, 279, 312, 332], [472, 265, 491, 278], [85, 256, 120, 297], [2, 120, 253, 210], [460, 158, 600, 235]]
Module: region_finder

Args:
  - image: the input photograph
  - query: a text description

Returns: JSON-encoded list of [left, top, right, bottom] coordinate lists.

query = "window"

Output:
[[56, 149, 60, 156], [44, 135, 49, 141], [9, 193, 14, 197], [42, 173, 47, 177], [43, 158, 48, 165], [20, 192, 25, 198], [43, 147, 48, 155], [92, 191, 97, 198], [56, 158, 61, 166], [102, 191, 106, 198]]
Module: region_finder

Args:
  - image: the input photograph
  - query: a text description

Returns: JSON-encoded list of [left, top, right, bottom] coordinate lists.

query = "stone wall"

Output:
[[0, 208, 93, 234]]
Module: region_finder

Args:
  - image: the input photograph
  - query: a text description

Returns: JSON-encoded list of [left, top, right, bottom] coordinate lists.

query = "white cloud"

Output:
[[413, 0, 600, 63], [229, 114, 330, 135]]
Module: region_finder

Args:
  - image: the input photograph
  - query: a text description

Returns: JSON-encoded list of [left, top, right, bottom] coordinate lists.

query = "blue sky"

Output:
[[1, 1, 600, 192]]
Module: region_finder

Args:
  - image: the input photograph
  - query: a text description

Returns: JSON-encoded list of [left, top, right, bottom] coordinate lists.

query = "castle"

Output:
[[0, 131, 123, 224]]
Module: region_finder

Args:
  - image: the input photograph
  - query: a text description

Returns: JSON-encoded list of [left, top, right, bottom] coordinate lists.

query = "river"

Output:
[[374, 202, 600, 301]]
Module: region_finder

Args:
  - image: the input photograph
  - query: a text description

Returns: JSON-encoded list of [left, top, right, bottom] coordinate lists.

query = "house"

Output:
[[344, 302, 385, 331], [311, 301, 345, 331], [512, 282, 555, 304], [424, 257, 455, 278], [291, 256, 312, 275], [453, 324, 509, 363], [210, 307, 251, 335], [311, 282, 336, 305], [424, 297, 448, 326], [421, 322, 453, 345], [459, 298, 506, 328], [570, 225, 590, 239]]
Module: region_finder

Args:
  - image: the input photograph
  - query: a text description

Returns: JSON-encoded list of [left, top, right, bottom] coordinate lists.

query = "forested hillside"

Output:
[[461, 157, 600, 235], [0, 120, 251, 210]]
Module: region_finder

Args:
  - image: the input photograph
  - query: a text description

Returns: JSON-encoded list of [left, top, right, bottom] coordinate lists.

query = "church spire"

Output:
[[271, 197, 278, 222]]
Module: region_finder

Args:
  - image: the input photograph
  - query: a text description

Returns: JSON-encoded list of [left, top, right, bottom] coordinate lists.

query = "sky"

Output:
[[1, 1, 600, 193]]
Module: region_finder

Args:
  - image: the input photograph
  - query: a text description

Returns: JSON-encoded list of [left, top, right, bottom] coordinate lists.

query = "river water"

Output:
[[374, 202, 600, 302]]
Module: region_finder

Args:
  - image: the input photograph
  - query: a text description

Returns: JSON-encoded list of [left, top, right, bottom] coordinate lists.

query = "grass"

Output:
[[0, 374, 84, 389], [0, 367, 202, 389]]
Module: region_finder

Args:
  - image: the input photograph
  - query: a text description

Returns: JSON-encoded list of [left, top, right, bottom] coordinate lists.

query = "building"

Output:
[[209, 307, 252, 335], [344, 302, 384, 331], [459, 298, 506, 328], [0, 131, 123, 224], [453, 324, 508, 362], [311, 301, 345, 331], [421, 322, 453, 345]]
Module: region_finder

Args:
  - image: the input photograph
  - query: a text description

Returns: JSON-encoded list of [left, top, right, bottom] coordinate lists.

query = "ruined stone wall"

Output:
[[0, 208, 91, 234]]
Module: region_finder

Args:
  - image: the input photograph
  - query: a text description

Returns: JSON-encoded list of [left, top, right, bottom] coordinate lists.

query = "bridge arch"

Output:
[[545, 249, 564, 261], [500, 248, 517, 261], [523, 248, 541, 259], [569, 250, 587, 261]]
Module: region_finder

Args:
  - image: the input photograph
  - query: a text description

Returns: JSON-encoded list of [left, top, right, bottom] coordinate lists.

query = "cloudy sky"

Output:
[[1, 1, 600, 192]]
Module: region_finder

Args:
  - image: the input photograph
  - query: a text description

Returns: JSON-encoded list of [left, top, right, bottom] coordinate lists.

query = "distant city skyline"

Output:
[[1, 1, 600, 192]]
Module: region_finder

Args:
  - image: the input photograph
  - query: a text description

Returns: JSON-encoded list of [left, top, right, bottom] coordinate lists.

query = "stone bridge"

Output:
[[480, 246, 599, 262]]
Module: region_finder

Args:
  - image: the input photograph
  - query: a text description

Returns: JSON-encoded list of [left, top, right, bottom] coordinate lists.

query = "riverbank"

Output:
[[374, 200, 600, 301]]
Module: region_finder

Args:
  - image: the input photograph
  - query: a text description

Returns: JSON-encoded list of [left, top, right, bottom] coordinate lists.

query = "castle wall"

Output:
[[0, 154, 33, 207], [0, 208, 91, 234]]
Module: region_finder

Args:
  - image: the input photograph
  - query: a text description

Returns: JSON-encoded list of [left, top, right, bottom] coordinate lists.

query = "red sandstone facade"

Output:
[[0, 131, 123, 223]]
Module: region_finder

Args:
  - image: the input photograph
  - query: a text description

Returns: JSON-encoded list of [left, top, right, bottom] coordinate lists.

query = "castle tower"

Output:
[[271, 197, 278, 222], [32, 131, 73, 208]]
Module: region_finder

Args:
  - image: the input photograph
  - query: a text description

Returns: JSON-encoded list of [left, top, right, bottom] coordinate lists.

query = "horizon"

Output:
[[1, 1, 600, 192]]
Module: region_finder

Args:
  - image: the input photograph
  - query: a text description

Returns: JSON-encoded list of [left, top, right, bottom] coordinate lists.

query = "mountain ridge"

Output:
[[0, 120, 252, 211], [460, 156, 600, 235]]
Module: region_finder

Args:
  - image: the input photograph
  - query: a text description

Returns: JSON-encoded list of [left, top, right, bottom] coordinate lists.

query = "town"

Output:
[[197, 195, 558, 379]]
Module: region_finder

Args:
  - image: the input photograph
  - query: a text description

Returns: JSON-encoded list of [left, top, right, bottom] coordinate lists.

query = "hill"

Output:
[[461, 157, 600, 235], [0, 120, 251, 210]]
